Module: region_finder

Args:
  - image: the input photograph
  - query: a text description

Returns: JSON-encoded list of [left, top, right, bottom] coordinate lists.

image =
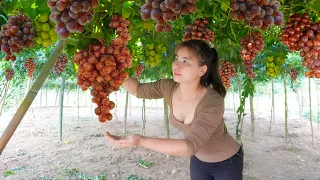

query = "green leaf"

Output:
[[2, 0, 21, 14], [20, 0, 38, 19], [122, 6, 133, 19], [221, 2, 229, 12], [66, 38, 79, 46]]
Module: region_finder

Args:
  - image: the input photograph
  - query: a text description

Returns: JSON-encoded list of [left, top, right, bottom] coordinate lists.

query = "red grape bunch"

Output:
[[289, 68, 298, 82], [0, 14, 35, 61], [299, 23, 320, 78], [220, 61, 236, 90], [230, 0, 284, 30], [47, 0, 99, 39], [73, 15, 132, 122], [240, 32, 264, 79], [5, 68, 15, 81], [183, 18, 214, 42], [135, 63, 144, 79], [279, 13, 312, 52], [54, 53, 69, 74], [141, 0, 198, 32], [24, 58, 36, 77]]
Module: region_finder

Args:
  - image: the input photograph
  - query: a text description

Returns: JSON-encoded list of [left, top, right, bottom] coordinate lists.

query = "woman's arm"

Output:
[[140, 136, 190, 157], [123, 77, 139, 97], [105, 132, 190, 157]]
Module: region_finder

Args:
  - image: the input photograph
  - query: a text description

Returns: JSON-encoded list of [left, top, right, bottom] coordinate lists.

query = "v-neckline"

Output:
[[170, 83, 209, 125]]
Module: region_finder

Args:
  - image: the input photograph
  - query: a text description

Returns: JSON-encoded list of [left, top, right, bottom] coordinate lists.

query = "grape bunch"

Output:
[[219, 61, 236, 90], [34, 13, 58, 47], [0, 13, 35, 61], [265, 56, 284, 78], [230, 0, 284, 30], [135, 63, 144, 79], [24, 58, 36, 77], [5, 68, 14, 81], [305, 71, 320, 78], [47, 0, 99, 39], [299, 23, 320, 77], [280, 13, 320, 78], [240, 32, 264, 79], [279, 13, 312, 52], [141, 0, 197, 32], [54, 53, 69, 74], [289, 68, 298, 82], [145, 43, 167, 67], [73, 15, 132, 122], [183, 18, 214, 42]]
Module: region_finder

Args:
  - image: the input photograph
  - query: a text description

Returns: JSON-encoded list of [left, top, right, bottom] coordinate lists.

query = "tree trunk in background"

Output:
[[284, 74, 289, 144], [308, 78, 314, 143], [142, 99, 146, 136], [123, 91, 129, 133], [24, 77, 32, 98], [0, 81, 10, 118], [59, 76, 65, 141], [250, 95, 255, 140], [129, 95, 132, 115], [55, 89, 59, 106], [296, 86, 303, 121], [269, 80, 275, 132], [77, 85, 80, 125], [164, 99, 170, 139], [232, 84, 236, 112], [40, 88, 42, 108], [272, 79, 275, 124], [45, 87, 48, 107], [0, 40, 65, 155]]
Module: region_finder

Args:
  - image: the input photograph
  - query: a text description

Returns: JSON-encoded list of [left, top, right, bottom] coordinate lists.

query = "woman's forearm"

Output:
[[139, 136, 190, 157], [123, 77, 139, 96]]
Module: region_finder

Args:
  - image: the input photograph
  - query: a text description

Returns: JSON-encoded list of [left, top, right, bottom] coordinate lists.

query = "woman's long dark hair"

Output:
[[176, 40, 226, 98]]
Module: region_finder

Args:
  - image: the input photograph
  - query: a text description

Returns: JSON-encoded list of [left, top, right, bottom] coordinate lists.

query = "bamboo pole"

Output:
[[59, 76, 65, 141], [284, 74, 288, 144], [308, 78, 314, 143], [164, 99, 170, 139], [0, 40, 65, 155], [123, 91, 129, 133]]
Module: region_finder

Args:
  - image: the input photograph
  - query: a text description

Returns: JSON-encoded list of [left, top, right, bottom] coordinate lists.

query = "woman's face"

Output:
[[172, 47, 206, 84]]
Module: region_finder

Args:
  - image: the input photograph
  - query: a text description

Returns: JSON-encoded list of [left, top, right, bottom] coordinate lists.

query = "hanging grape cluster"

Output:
[[240, 32, 264, 79], [265, 56, 284, 78], [34, 13, 58, 47], [220, 61, 236, 90], [230, 0, 284, 30], [141, 0, 197, 32], [73, 15, 132, 123], [183, 18, 214, 42], [54, 53, 69, 74], [279, 13, 312, 52], [24, 58, 36, 77], [135, 63, 144, 79], [47, 0, 99, 39], [0, 14, 35, 61], [290, 68, 298, 82], [280, 13, 320, 78], [5, 68, 14, 81], [145, 43, 167, 67]]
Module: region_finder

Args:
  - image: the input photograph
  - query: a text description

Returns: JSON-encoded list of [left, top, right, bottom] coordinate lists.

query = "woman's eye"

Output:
[[183, 60, 188, 64]]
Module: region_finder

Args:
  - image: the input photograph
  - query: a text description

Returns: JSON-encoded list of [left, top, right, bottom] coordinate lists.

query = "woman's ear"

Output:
[[200, 65, 208, 76]]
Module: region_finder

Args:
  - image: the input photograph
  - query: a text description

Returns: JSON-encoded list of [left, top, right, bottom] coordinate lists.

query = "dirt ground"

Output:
[[0, 105, 320, 180]]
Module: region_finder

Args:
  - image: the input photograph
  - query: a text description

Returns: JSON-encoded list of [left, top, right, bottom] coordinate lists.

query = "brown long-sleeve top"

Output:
[[136, 79, 240, 163]]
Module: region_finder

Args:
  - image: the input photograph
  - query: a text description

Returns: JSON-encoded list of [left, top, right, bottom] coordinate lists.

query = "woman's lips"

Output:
[[174, 72, 181, 76]]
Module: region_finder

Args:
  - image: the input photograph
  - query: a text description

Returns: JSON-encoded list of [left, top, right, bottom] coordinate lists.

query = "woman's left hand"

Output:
[[105, 132, 142, 148]]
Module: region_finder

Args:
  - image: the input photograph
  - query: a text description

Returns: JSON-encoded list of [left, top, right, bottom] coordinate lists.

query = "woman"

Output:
[[105, 40, 243, 180]]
